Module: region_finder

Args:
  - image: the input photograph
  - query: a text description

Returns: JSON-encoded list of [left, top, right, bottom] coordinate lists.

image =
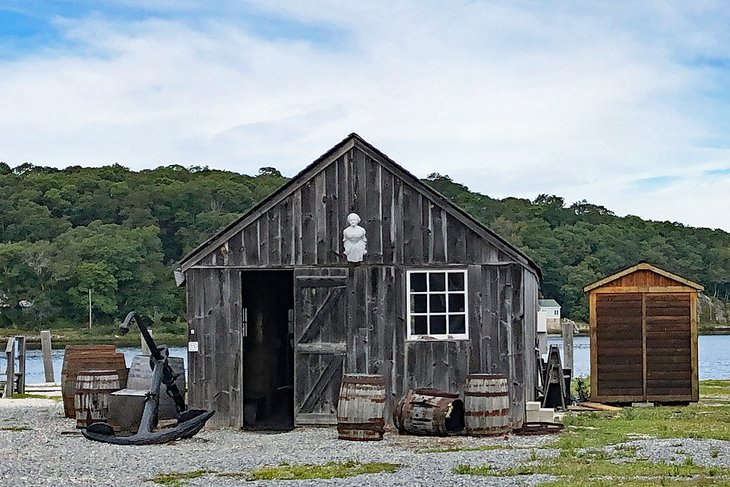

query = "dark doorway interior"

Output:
[[242, 271, 294, 430]]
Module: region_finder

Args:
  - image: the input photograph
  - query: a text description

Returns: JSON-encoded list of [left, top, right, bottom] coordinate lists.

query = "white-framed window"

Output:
[[406, 269, 468, 340], [553, 310, 559, 316]]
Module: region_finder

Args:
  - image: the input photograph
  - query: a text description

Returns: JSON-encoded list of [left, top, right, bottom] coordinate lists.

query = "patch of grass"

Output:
[[700, 380, 730, 397], [248, 460, 400, 481], [147, 470, 207, 486], [9, 393, 62, 402], [453, 381, 730, 485], [418, 444, 511, 453], [549, 401, 730, 451], [455, 454, 730, 483], [0, 425, 32, 431]]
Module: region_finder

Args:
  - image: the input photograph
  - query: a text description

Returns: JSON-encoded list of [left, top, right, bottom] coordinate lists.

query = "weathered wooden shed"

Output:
[[583, 262, 703, 403], [179, 133, 541, 429]]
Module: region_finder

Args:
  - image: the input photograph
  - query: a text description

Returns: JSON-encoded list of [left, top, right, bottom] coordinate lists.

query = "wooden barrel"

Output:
[[61, 345, 128, 418], [464, 374, 511, 436], [74, 370, 123, 428], [394, 388, 464, 436], [336, 374, 386, 441]]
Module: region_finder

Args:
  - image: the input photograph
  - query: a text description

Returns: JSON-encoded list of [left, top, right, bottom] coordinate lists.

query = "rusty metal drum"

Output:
[[394, 388, 464, 436], [464, 373, 511, 436], [336, 374, 386, 441], [74, 370, 123, 428]]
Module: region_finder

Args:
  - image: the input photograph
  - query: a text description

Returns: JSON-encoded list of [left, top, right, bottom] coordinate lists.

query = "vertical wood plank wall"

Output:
[[186, 144, 539, 429], [199, 147, 506, 268], [186, 268, 243, 428]]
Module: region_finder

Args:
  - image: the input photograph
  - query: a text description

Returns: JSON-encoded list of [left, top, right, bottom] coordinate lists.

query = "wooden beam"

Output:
[[690, 291, 699, 402], [584, 262, 704, 292], [592, 286, 698, 294]]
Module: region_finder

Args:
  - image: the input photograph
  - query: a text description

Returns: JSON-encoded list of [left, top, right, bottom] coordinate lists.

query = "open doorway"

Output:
[[241, 270, 294, 430]]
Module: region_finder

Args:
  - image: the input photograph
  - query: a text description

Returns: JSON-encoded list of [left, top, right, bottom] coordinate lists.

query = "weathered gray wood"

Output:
[[315, 172, 327, 264], [14, 336, 27, 394], [562, 318, 574, 373], [179, 135, 542, 430], [367, 161, 383, 262], [297, 343, 348, 354], [41, 330, 54, 383], [294, 268, 348, 425], [300, 180, 316, 265], [4, 337, 14, 397]]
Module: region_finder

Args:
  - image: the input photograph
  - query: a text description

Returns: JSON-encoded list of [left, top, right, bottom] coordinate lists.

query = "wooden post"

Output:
[[4, 337, 14, 398], [15, 336, 25, 394], [41, 331, 54, 383], [561, 320, 574, 374], [141, 328, 152, 355]]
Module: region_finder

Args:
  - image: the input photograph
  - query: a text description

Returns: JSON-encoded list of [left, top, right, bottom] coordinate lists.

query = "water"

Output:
[[5, 336, 730, 384], [547, 335, 730, 380], [1, 346, 187, 384]]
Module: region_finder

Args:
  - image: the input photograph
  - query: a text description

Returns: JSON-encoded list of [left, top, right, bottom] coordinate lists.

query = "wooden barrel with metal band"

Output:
[[464, 373, 511, 436], [74, 369, 123, 428], [394, 388, 465, 436], [336, 374, 386, 441]]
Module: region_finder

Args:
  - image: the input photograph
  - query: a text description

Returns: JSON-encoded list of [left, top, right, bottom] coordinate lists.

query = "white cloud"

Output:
[[0, 1, 728, 231]]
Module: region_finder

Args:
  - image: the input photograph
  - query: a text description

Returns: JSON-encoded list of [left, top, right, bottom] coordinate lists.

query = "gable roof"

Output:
[[539, 299, 560, 308], [583, 261, 704, 292], [179, 133, 540, 276]]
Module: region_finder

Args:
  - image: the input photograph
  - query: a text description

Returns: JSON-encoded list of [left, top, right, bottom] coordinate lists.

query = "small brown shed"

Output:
[[583, 262, 703, 403]]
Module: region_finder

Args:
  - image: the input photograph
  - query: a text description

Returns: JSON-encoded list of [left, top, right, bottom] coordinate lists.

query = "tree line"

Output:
[[0, 162, 727, 327]]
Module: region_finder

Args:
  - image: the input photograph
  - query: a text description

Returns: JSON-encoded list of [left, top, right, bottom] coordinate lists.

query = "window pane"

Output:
[[429, 272, 446, 291], [449, 315, 466, 335], [430, 293, 446, 313], [430, 315, 446, 334], [412, 316, 427, 335], [410, 273, 427, 292], [449, 294, 465, 313], [411, 294, 427, 313], [448, 272, 464, 291]]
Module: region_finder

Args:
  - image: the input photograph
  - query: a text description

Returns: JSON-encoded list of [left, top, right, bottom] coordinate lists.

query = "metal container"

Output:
[[74, 370, 123, 428], [61, 345, 128, 418], [125, 355, 185, 420], [394, 388, 464, 436], [336, 374, 386, 441], [464, 373, 511, 436]]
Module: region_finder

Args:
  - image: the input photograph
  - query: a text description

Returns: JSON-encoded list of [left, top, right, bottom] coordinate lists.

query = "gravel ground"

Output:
[[4, 399, 730, 486]]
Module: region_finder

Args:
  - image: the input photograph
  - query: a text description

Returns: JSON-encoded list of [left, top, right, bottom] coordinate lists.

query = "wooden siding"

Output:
[[186, 268, 243, 428], [589, 266, 698, 403], [595, 293, 644, 398], [645, 293, 691, 398], [197, 147, 507, 269], [603, 270, 683, 288], [187, 262, 530, 429]]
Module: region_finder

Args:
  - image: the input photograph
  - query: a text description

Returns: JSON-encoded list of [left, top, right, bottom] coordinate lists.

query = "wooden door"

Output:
[[645, 293, 692, 400], [293, 269, 348, 425], [595, 293, 644, 399]]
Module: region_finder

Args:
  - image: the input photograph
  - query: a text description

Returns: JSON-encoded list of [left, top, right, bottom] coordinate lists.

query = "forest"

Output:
[[0, 162, 727, 328]]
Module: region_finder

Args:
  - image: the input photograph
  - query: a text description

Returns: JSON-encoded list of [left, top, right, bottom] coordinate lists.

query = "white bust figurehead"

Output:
[[343, 212, 367, 263]]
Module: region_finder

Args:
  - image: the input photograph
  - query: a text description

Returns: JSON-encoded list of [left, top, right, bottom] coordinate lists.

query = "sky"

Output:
[[1, 1, 729, 232]]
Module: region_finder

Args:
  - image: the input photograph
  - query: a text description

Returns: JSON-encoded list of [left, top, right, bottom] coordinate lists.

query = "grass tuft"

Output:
[[248, 460, 400, 480], [147, 470, 207, 486], [0, 425, 32, 431]]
